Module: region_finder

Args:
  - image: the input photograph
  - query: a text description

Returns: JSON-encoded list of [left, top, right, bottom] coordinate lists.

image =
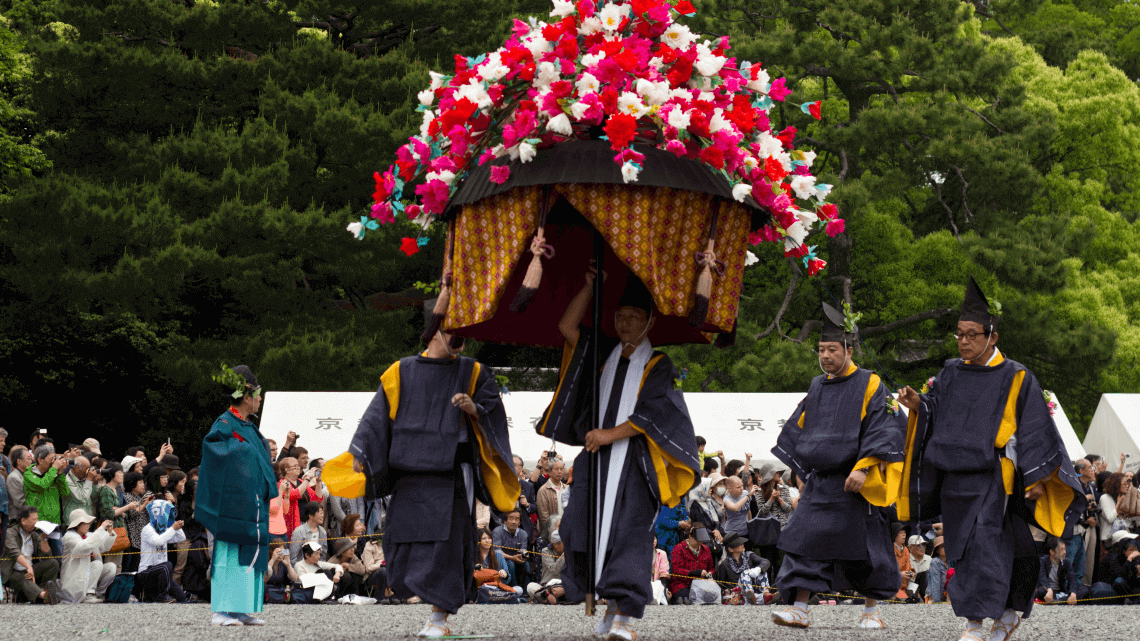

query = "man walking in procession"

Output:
[[771, 302, 906, 630], [350, 301, 518, 638], [898, 276, 1086, 641], [539, 269, 700, 641]]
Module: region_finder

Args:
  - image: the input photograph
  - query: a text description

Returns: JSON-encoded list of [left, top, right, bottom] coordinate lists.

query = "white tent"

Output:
[[258, 391, 817, 469], [1048, 391, 1087, 462], [1082, 394, 1140, 475]]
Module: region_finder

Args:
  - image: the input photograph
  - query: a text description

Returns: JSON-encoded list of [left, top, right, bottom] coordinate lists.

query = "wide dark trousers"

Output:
[[385, 473, 474, 614], [941, 466, 1039, 621], [4, 558, 59, 602]]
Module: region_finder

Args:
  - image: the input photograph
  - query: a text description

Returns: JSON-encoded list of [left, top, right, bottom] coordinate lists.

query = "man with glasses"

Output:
[[898, 276, 1085, 641]]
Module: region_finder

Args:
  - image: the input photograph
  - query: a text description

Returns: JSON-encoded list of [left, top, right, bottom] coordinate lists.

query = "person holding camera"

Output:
[[60, 509, 116, 603]]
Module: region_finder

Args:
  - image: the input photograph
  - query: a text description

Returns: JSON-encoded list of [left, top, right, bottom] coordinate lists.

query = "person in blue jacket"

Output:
[[196, 364, 278, 627]]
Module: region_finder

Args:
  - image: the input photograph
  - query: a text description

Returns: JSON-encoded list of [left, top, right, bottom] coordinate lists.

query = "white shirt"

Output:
[[139, 524, 186, 572], [16, 529, 34, 572]]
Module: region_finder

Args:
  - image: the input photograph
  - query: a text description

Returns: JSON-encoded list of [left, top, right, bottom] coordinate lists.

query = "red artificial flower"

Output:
[[776, 126, 797, 149], [406, 204, 422, 220], [395, 159, 418, 182], [806, 257, 827, 276], [726, 94, 757, 135], [550, 80, 573, 99], [699, 146, 725, 169], [808, 100, 822, 120], [674, 0, 696, 15], [818, 203, 838, 220], [437, 98, 479, 138], [542, 23, 563, 41], [372, 170, 394, 203], [666, 54, 694, 87], [453, 54, 469, 75], [764, 156, 788, 182], [603, 113, 638, 150], [400, 237, 421, 256]]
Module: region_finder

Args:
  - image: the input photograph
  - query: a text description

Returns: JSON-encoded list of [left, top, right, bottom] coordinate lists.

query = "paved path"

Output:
[[3, 602, 1130, 640]]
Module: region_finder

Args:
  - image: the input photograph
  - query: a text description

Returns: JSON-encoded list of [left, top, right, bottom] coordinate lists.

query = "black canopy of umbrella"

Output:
[[442, 139, 771, 230]]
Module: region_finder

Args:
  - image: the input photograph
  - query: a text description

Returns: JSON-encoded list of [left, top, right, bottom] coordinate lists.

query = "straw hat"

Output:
[[68, 508, 97, 530]]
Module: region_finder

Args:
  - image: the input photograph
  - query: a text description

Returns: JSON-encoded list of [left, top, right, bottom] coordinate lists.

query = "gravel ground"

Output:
[[2, 602, 1130, 640]]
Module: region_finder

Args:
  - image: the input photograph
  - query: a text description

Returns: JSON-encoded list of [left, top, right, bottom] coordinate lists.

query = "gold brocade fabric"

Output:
[[447, 187, 540, 330], [445, 184, 751, 335]]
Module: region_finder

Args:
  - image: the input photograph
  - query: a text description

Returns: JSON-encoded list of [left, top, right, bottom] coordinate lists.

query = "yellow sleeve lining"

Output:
[[467, 362, 521, 513], [1026, 468, 1070, 537], [380, 362, 400, 420], [853, 456, 903, 507], [629, 421, 695, 508], [861, 373, 882, 422], [897, 410, 921, 522]]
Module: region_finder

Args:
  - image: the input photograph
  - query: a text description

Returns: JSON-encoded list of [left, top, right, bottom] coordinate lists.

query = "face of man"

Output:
[[727, 476, 743, 496], [268, 440, 278, 461], [313, 507, 324, 524], [506, 512, 521, 533], [550, 460, 565, 483], [71, 457, 89, 479], [15, 451, 31, 471], [36, 451, 56, 471], [21, 511, 38, 532], [1076, 459, 1095, 482], [1051, 541, 1066, 563], [909, 543, 925, 558], [817, 341, 852, 375], [553, 540, 564, 555], [297, 452, 309, 470], [137, 450, 147, 463], [513, 457, 524, 479], [615, 307, 652, 345], [0, 433, 6, 452], [955, 320, 996, 363]]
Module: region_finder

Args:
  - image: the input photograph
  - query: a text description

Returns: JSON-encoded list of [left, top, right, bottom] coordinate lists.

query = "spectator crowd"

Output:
[[4, 426, 1140, 609]]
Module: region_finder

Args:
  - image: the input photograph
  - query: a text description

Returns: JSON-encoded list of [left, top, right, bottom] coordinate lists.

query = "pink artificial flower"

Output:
[[478, 147, 496, 166], [512, 19, 530, 37], [411, 137, 432, 161], [540, 92, 562, 117], [749, 226, 779, 245], [406, 204, 422, 220], [372, 170, 395, 203], [415, 179, 451, 215], [490, 165, 511, 184], [721, 74, 744, 92], [665, 139, 687, 157], [793, 164, 812, 176], [817, 203, 838, 220], [614, 147, 646, 164], [430, 155, 458, 173], [768, 77, 791, 102], [448, 125, 469, 156], [825, 218, 846, 236], [370, 201, 395, 224]]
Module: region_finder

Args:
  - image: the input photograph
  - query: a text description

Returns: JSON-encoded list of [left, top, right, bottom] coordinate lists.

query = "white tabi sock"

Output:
[[430, 611, 447, 622], [863, 605, 878, 613], [794, 600, 809, 610], [1000, 609, 1019, 625]]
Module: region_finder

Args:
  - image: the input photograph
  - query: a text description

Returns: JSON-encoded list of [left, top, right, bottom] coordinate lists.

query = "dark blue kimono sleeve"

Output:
[[349, 376, 395, 498], [857, 381, 907, 464], [772, 396, 809, 481], [628, 354, 700, 475]]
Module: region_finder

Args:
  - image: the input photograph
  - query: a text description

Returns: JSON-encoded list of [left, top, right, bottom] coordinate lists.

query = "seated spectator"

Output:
[[908, 535, 932, 599], [892, 523, 914, 600], [1036, 537, 1088, 604], [295, 541, 343, 593], [331, 537, 366, 598], [668, 526, 714, 604], [289, 502, 328, 564], [1, 505, 62, 604], [715, 533, 771, 604], [527, 530, 566, 604], [476, 528, 512, 587], [361, 531, 389, 601], [265, 537, 301, 603], [1103, 531, 1140, 600], [60, 509, 116, 603], [688, 472, 726, 555], [928, 536, 949, 603], [341, 513, 367, 557], [652, 535, 669, 585], [655, 503, 689, 553], [1100, 472, 1130, 540], [492, 509, 530, 588], [138, 500, 192, 603]]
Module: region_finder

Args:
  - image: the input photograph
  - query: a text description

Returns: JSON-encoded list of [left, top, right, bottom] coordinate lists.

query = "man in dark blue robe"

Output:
[[771, 303, 905, 630], [898, 276, 1086, 641], [349, 309, 518, 639], [539, 271, 699, 641]]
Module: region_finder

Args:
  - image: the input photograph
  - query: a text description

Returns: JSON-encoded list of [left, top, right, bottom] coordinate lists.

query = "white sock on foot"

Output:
[[863, 605, 878, 613], [794, 600, 809, 610]]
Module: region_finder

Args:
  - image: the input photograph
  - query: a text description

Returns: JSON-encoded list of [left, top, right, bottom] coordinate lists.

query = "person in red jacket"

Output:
[[669, 526, 714, 604]]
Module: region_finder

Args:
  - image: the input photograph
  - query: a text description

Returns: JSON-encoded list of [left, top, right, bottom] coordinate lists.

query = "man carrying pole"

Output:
[[539, 267, 700, 641]]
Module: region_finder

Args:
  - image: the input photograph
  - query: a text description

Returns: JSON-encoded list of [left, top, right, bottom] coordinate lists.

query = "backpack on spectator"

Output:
[[106, 573, 136, 604], [474, 584, 521, 604]]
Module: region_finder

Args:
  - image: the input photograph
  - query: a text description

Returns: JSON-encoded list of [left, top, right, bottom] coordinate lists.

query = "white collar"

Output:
[[985, 348, 1001, 366]]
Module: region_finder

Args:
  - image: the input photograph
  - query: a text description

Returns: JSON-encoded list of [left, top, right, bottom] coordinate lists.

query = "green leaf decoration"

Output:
[[212, 363, 246, 399], [841, 302, 863, 334], [989, 298, 1003, 318]]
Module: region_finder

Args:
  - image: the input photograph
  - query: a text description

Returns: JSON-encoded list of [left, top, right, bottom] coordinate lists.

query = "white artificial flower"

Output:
[[794, 208, 818, 226], [490, 143, 506, 158], [570, 100, 593, 120], [417, 89, 435, 106], [429, 71, 448, 91], [478, 52, 511, 82], [732, 183, 752, 202], [427, 170, 457, 186], [547, 112, 573, 135], [670, 87, 694, 101], [419, 110, 435, 138], [519, 141, 537, 163], [535, 61, 560, 88], [709, 108, 730, 133], [636, 78, 670, 106], [524, 34, 550, 61], [742, 155, 759, 172], [648, 56, 664, 70], [745, 251, 758, 266], [617, 92, 649, 118], [575, 72, 601, 95], [790, 175, 817, 200], [667, 107, 691, 130], [801, 150, 817, 168], [784, 221, 809, 251], [621, 161, 641, 183], [346, 221, 364, 239], [550, 0, 575, 18], [693, 44, 726, 77], [746, 68, 770, 93], [413, 209, 433, 230], [755, 132, 783, 160], [777, 151, 793, 171], [455, 79, 492, 110], [814, 183, 833, 202], [599, 3, 629, 31], [578, 16, 604, 35], [660, 23, 696, 50], [581, 51, 606, 69]]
